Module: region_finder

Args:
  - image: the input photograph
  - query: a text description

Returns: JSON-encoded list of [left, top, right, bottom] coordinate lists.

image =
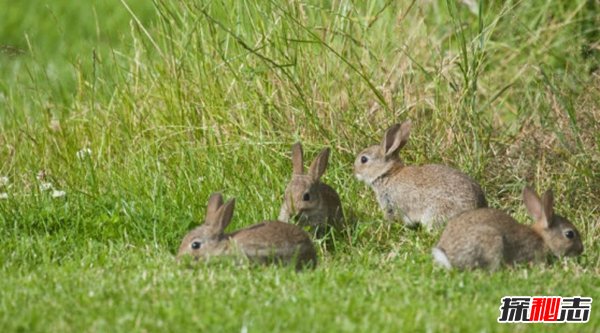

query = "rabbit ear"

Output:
[[214, 198, 236, 233], [308, 147, 330, 181], [523, 186, 545, 223], [381, 120, 411, 157], [203, 193, 226, 236], [206, 192, 224, 217], [523, 186, 556, 228], [291, 142, 304, 175], [541, 189, 555, 227]]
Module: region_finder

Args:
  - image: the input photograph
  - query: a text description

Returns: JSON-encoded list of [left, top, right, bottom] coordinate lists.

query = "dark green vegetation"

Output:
[[1, 0, 598, 332]]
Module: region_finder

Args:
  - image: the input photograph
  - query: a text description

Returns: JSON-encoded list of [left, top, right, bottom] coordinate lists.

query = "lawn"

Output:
[[0, 0, 599, 332]]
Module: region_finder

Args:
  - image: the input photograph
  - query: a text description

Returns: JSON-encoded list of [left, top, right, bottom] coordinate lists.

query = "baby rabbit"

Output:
[[279, 142, 344, 234], [433, 186, 584, 270], [354, 120, 486, 229], [178, 193, 317, 269]]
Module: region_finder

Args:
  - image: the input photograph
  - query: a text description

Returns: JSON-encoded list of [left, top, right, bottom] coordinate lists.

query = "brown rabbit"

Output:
[[433, 186, 584, 270], [279, 142, 344, 234], [178, 193, 317, 269], [354, 120, 486, 230]]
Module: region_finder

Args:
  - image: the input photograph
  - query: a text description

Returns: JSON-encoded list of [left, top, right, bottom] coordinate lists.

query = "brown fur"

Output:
[[433, 187, 584, 270], [178, 193, 317, 270], [354, 120, 486, 229], [279, 142, 344, 233]]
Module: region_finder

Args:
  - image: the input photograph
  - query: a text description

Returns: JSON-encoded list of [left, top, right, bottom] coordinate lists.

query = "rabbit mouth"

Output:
[[567, 244, 584, 256], [555, 245, 583, 258], [292, 213, 320, 226], [292, 213, 309, 222]]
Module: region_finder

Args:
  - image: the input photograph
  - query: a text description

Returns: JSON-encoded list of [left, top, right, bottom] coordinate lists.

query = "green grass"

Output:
[[1, 0, 599, 332]]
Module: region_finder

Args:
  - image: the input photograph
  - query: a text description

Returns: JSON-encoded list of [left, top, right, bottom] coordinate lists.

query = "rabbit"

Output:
[[278, 142, 344, 234], [178, 193, 317, 269], [353, 120, 486, 229], [432, 186, 584, 270]]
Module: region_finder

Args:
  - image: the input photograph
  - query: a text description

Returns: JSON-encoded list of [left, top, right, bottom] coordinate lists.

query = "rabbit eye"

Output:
[[191, 241, 202, 250], [360, 156, 368, 164], [302, 193, 310, 201], [564, 230, 575, 239]]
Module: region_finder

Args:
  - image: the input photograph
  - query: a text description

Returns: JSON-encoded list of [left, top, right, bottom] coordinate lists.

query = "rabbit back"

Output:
[[377, 164, 486, 228], [434, 208, 544, 270], [230, 221, 317, 269]]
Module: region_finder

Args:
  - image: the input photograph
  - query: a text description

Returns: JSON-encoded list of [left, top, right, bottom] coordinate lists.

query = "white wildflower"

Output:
[[39, 182, 53, 191], [51, 190, 66, 198], [76, 148, 92, 160], [0, 192, 8, 199], [0, 176, 9, 186]]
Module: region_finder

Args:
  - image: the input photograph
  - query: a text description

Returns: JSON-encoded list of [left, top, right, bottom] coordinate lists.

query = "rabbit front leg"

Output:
[[377, 192, 416, 227]]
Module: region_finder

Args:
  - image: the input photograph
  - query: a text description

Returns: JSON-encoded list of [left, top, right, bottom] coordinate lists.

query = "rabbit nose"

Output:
[[576, 242, 584, 255], [568, 243, 584, 256]]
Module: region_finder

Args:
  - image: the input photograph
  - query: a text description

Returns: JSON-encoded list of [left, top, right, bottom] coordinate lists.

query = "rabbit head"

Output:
[[523, 187, 584, 257], [282, 142, 331, 225], [177, 193, 235, 259], [354, 120, 412, 185]]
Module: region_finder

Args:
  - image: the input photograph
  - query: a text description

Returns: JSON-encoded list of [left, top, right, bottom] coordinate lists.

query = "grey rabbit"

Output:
[[178, 193, 317, 269], [279, 142, 344, 233], [354, 120, 487, 229], [433, 186, 584, 270]]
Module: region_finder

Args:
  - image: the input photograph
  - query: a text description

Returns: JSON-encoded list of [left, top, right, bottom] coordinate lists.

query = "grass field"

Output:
[[1, 0, 599, 332]]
